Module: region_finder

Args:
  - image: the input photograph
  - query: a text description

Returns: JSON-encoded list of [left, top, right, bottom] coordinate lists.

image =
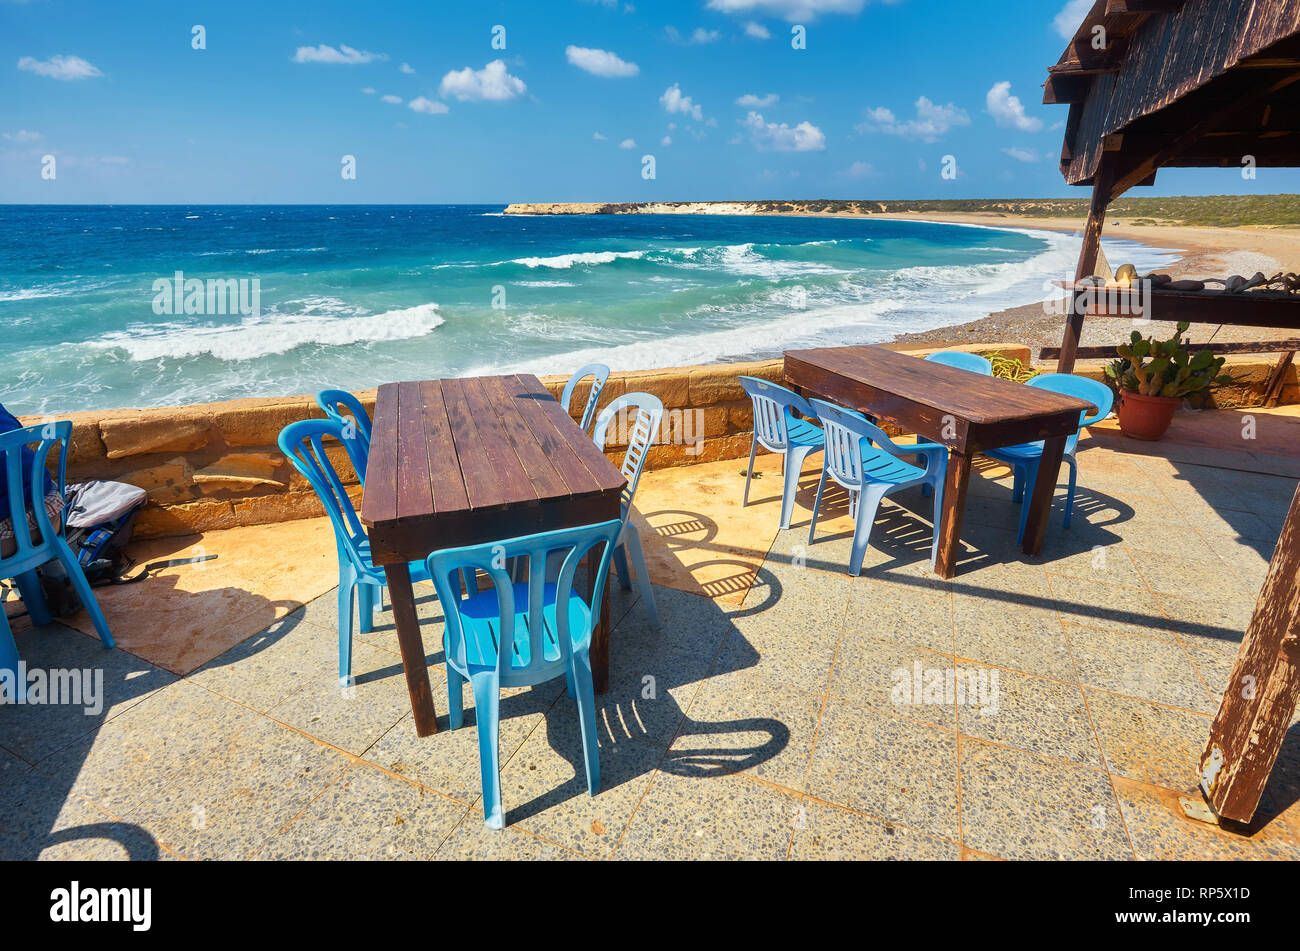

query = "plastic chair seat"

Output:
[[787, 416, 827, 448], [455, 581, 590, 679], [858, 444, 926, 484]]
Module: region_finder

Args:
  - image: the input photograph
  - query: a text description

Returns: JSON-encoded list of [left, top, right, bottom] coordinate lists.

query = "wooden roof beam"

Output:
[[1105, 0, 1183, 13]]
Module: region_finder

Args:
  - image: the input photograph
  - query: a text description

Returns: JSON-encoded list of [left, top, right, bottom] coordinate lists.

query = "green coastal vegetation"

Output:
[[593, 195, 1300, 227]]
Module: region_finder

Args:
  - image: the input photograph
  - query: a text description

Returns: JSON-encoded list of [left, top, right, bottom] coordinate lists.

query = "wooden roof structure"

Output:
[[1043, 0, 1300, 832], [1046, 0, 1300, 199]]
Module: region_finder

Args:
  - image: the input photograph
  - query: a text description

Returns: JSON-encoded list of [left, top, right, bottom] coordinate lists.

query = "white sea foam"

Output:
[[512, 250, 647, 268], [89, 301, 445, 362]]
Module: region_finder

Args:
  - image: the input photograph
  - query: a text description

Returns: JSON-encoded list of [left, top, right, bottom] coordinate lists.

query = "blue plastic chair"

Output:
[[807, 399, 949, 576], [983, 374, 1113, 545], [591, 392, 663, 627], [559, 363, 611, 434], [738, 376, 826, 530], [427, 518, 623, 829], [279, 418, 442, 686], [315, 389, 372, 481], [1, 422, 115, 699], [925, 351, 993, 375]]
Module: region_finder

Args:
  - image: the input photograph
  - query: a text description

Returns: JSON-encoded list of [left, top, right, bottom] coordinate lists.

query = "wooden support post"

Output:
[[1263, 350, 1295, 408], [1199, 481, 1300, 823], [1057, 165, 1112, 374]]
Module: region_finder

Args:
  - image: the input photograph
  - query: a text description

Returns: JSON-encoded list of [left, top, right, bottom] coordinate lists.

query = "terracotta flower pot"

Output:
[[1117, 389, 1180, 441]]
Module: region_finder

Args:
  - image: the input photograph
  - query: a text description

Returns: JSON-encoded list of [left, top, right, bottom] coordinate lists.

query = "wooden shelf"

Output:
[[1053, 283, 1300, 329]]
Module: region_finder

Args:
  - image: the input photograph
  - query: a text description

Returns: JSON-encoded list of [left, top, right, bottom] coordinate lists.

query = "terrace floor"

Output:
[[2, 407, 1299, 860]]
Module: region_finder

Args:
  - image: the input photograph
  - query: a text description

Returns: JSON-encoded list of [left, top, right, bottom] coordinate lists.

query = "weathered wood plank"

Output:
[[1200, 481, 1300, 823]]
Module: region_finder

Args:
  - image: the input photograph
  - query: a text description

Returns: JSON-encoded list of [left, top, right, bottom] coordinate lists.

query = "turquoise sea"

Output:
[[0, 205, 1179, 413]]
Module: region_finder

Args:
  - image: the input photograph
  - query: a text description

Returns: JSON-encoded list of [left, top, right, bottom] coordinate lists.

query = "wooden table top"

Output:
[[784, 346, 1096, 425], [360, 374, 627, 532]]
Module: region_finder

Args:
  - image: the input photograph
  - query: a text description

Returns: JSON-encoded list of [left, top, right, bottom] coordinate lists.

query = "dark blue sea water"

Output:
[[0, 205, 1178, 413]]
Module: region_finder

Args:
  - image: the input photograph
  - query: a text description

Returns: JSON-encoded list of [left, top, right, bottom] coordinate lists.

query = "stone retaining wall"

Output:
[[18, 340, 1291, 539]]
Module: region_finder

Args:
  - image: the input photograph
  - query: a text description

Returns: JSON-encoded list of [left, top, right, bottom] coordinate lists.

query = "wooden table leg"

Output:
[[585, 546, 613, 694], [383, 562, 438, 737], [1022, 435, 1067, 556], [934, 450, 972, 579]]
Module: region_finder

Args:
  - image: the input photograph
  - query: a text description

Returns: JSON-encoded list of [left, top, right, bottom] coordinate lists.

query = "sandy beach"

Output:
[[769, 209, 1300, 356]]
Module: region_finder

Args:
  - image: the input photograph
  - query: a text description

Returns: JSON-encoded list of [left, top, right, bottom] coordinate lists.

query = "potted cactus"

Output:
[[1105, 321, 1231, 440]]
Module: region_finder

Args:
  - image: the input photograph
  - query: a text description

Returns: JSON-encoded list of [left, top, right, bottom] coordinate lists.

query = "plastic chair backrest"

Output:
[[1027, 373, 1113, 428], [925, 351, 993, 375], [592, 392, 663, 516], [738, 376, 816, 453], [0, 421, 68, 574], [427, 519, 623, 682], [809, 398, 910, 489], [560, 363, 611, 433], [315, 389, 372, 480], [278, 418, 370, 576]]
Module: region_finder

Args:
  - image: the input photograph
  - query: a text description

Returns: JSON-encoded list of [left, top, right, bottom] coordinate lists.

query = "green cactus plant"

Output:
[[1104, 321, 1232, 399]]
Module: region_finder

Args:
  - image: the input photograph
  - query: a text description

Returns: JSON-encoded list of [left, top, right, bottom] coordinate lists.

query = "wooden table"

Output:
[[784, 346, 1096, 578], [360, 373, 627, 737]]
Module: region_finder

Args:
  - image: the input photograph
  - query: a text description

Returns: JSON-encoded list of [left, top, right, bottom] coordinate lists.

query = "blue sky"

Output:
[[3, 0, 1296, 203]]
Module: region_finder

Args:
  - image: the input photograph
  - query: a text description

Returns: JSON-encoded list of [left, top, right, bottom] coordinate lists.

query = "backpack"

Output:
[[35, 480, 148, 616]]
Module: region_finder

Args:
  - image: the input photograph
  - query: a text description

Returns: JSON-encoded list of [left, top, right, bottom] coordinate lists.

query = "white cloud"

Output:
[[741, 111, 825, 151], [292, 44, 385, 65], [858, 96, 970, 142], [743, 21, 771, 39], [399, 62, 415, 74], [666, 26, 721, 44], [842, 160, 874, 177], [986, 81, 1043, 132], [593, 131, 607, 140], [3, 130, 43, 143], [660, 83, 704, 121], [1002, 146, 1041, 162], [361, 87, 376, 95], [619, 138, 637, 149], [661, 135, 672, 146], [408, 96, 449, 114], [736, 92, 779, 108], [707, 0, 867, 22], [439, 60, 526, 101], [1052, 0, 1092, 39], [380, 94, 403, 104], [565, 45, 639, 77], [17, 54, 102, 80]]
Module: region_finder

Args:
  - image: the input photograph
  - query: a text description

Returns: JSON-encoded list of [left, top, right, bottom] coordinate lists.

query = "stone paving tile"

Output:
[[1153, 592, 1254, 655], [829, 632, 955, 728], [570, 643, 711, 748], [1127, 549, 1255, 603], [957, 668, 1101, 767], [612, 585, 740, 662], [1084, 689, 1211, 789], [958, 740, 1131, 860], [614, 770, 799, 860], [33, 678, 261, 819], [712, 621, 839, 694], [953, 599, 1077, 682], [1036, 540, 1146, 590], [498, 708, 664, 858], [805, 699, 959, 840], [0, 779, 165, 861], [1045, 574, 1172, 640], [258, 762, 467, 860], [188, 612, 338, 713], [788, 798, 960, 860], [130, 716, 352, 860], [0, 621, 175, 763], [1112, 776, 1300, 861], [841, 579, 953, 654], [1187, 647, 1235, 702], [266, 642, 412, 755], [434, 812, 583, 860], [1063, 624, 1218, 714], [362, 685, 555, 805], [669, 669, 823, 791]]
